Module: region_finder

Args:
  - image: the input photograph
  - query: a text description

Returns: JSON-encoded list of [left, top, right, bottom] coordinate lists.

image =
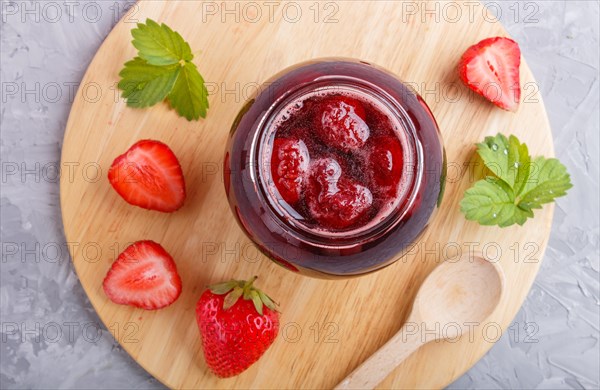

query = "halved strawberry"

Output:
[[458, 37, 521, 111], [103, 240, 182, 310], [108, 140, 186, 212]]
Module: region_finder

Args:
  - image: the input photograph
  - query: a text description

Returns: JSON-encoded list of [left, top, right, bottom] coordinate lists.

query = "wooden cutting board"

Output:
[[60, 1, 554, 388]]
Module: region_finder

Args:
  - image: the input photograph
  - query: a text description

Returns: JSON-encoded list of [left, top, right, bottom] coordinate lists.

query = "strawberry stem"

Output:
[[246, 276, 258, 288], [211, 276, 279, 315]]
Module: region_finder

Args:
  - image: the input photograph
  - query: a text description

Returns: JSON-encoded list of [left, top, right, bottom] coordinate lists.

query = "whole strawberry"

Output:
[[196, 277, 279, 378]]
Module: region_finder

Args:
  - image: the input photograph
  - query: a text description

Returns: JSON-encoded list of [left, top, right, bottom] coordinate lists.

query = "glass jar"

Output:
[[224, 58, 445, 278]]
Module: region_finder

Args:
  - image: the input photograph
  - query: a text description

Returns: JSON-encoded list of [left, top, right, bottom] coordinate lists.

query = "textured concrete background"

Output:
[[1, 1, 598, 389]]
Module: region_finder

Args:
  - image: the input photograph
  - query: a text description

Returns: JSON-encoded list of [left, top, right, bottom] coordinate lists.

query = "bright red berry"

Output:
[[458, 37, 521, 111], [102, 241, 182, 310], [367, 136, 404, 197], [315, 96, 370, 151], [108, 140, 186, 212], [306, 158, 373, 230], [196, 277, 280, 378], [271, 138, 310, 205]]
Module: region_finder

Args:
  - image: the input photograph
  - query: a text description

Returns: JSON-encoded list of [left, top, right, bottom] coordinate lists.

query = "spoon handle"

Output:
[[335, 326, 424, 389]]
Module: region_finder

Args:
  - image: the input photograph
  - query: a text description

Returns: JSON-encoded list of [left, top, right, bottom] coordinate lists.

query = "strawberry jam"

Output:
[[266, 90, 414, 233], [225, 59, 445, 277]]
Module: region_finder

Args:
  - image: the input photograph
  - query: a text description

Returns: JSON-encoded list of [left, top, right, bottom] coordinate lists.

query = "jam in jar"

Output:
[[224, 58, 445, 277]]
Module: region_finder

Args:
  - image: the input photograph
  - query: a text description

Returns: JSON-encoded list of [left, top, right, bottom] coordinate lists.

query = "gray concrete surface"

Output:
[[1, 1, 598, 389]]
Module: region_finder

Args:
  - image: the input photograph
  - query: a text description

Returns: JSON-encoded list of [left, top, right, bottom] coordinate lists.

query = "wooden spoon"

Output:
[[335, 253, 504, 389]]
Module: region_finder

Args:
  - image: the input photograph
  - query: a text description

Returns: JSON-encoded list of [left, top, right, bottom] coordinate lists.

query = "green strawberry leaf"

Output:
[[132, 18, 193, 66], [167, 61, 209, 120], [518, 156, 573, 210], [461, 133, 572, 228], [118, 18, 209, 120], [476, 134, 530, 193], [460, 177, 532, 227], [118, 57, 180, 108]]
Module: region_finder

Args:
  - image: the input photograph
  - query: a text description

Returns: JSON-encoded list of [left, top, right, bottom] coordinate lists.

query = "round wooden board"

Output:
[[60, 1, 554, 389]]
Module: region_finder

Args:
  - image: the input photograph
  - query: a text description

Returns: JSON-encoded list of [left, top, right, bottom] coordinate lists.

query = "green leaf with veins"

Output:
[[118, 57, 180, 108], [460, 177, 532, 227], [167, 61, 209, 120], [518, 156, 573, 210], [131, 19, 193, 66], [461, 133, 571, 227], [118, 18, 208, 120], [476, 134, 530, 194]]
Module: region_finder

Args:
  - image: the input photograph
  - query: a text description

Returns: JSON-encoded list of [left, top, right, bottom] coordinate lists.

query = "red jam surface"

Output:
[[267, 91, 413, 233]]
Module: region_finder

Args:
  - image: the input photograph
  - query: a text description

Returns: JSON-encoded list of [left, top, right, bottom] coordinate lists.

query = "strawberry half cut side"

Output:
[[103, 240, 182, 310], [458, 37, 521, 111], [108, 139, 186, 212]]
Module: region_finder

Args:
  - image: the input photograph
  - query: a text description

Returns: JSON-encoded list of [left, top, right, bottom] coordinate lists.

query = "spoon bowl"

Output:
[[336, 253, 504, 389], [415, 254, 503, 336]]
